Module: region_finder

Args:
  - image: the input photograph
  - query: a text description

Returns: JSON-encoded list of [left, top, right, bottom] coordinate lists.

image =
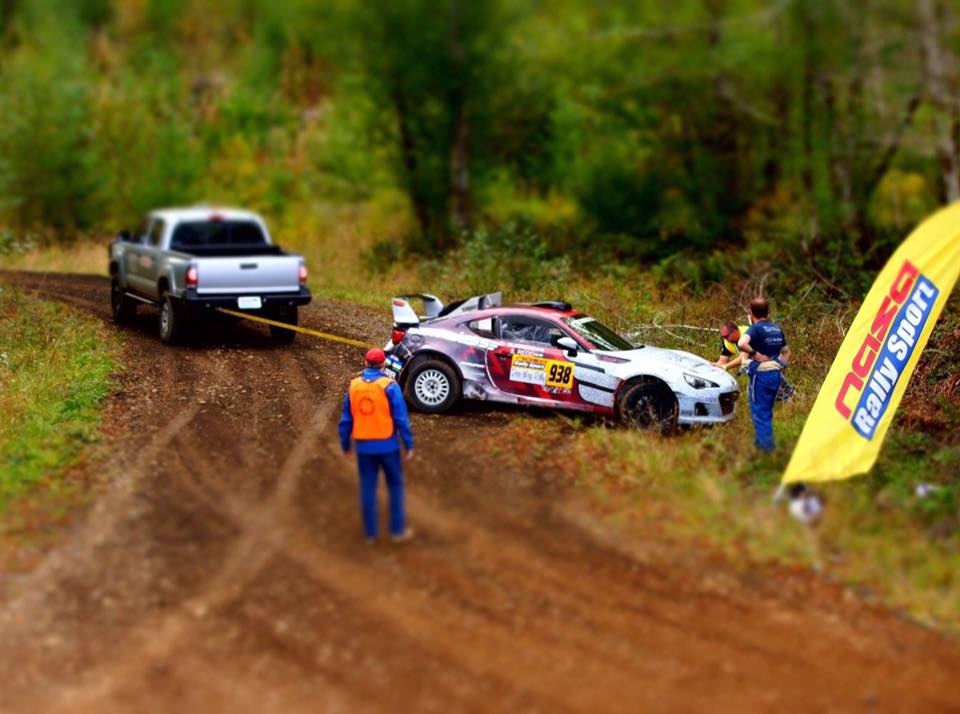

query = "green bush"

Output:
[[650, 250, 731, 291], [573, 142, 661, 251], [363, 237, 404, 274], [426, 221, 572, 296], [0, 39, 98, 236], [92, 81, 203, 227]]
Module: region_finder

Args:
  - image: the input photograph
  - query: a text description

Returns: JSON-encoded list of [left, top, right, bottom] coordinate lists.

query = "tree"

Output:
[[354, 0, 506, 250], [0, 11, 98, 236], [918, 0, 960, 203], [784, 0, 922, 253]]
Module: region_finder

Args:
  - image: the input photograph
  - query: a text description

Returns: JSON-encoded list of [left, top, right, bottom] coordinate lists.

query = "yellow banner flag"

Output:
[[783, 204, 960, 484]]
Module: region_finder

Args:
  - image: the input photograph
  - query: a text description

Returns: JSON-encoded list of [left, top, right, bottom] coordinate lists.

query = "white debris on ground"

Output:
[[787, 483, 824, 526]]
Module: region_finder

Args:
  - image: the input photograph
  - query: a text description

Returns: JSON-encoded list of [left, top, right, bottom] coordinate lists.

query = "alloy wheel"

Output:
[[414, 368, 450, 406]]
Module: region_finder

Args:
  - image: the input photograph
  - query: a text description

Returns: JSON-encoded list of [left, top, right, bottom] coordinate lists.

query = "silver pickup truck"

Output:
[[108, 206, 311, 343]]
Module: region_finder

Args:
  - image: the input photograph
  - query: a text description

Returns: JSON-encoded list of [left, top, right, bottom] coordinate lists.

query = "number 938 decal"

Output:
[[546, 361, 574, 389], [509, 354, 575, 390]]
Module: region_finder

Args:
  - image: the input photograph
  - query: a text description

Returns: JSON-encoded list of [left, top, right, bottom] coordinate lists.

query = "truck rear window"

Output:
[[170, 220, 268, 250]]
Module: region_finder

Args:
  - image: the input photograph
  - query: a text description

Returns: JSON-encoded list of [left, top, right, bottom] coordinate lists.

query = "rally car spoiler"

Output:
[[391, 291, 502, 325], [392, 294, 441, 325]]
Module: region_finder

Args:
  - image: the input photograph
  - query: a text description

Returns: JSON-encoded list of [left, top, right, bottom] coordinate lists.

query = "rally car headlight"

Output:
[[683, 373, 719, 389]]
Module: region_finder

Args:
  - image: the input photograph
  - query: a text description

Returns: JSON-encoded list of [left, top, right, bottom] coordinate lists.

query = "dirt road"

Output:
[[1, 271, 958, 713]]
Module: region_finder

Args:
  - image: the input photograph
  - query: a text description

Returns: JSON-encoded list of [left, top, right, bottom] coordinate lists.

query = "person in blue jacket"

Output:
[[339, 348, 415, 544], [738, 297, 791, 452]]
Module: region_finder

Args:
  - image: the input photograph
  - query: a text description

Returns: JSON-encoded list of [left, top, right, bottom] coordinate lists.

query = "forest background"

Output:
[[2, 0, 959, 289], [1, 0, 959, 627]]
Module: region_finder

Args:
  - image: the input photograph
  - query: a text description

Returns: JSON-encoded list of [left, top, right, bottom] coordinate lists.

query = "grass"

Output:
[[2, 239, 107, 276], [549, 417, 960, 625], [511, 283, 960, 630], [0, 286, 119, 515]]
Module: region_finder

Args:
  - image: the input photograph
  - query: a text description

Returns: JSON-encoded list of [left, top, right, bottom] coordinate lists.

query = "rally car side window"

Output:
[[499, 315, 566, 346], [467, 317, 494, 337]]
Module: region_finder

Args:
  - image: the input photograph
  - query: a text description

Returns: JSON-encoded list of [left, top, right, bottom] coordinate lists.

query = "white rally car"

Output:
[[383, 293, 738, 432]]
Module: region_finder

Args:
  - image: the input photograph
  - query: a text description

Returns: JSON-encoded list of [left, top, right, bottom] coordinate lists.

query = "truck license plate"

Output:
[[237, 296, 262, 310]]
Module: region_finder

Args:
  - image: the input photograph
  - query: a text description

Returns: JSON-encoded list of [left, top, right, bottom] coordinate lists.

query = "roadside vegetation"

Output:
[[0, 0, 956, 285], [550, 282, 960, 630], [0, 1, 958, 626], [0, 288, 119, 528], [444, 265, 959, 629]]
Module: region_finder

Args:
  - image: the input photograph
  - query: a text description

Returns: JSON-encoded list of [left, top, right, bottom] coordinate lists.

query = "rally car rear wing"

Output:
[[391, 291, 502, 325], [391, 294, 442, 325]]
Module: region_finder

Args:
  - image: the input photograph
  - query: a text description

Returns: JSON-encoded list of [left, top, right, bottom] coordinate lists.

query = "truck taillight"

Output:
[[186, 265, 198, 287], [391, 327, 407, 345], [299, 265, 308, 286]]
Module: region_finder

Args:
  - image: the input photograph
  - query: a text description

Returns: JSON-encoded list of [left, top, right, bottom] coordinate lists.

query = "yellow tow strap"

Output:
[[217, 307, 377, 350]]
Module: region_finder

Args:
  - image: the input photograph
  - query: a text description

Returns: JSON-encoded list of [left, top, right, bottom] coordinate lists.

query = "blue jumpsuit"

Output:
[[744, 320, 787, 452], [338, 368, 414, 539]]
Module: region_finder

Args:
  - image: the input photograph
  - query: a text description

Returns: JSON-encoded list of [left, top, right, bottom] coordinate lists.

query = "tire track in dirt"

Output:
[[2, 271, 960, 714], [43, 399, 339, 713], [0, 274, 355, 711], [289, 449, 908, 711]]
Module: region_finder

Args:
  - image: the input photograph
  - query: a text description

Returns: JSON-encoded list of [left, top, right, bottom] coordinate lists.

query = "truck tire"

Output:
[[405, 357, 460, 414], [110, 279, 136, 323], [158, 293, 187, 344], [617, 380, 678, 435], [269, 305, 298, 344]]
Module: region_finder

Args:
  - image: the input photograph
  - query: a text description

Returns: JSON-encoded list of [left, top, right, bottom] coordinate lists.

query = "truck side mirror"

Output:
[[117, 229, 132, 242]]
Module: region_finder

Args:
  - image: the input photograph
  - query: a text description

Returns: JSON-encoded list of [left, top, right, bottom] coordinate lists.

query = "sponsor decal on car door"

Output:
[[509, 353, 575, 389], [487, 345, 580, 406]]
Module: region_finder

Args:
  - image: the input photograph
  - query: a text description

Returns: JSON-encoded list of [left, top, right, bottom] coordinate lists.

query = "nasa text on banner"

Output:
[[782, 204, 960, 485]]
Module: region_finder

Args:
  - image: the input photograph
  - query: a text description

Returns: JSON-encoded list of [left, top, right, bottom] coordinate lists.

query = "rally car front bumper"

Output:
[[676, 387, 739, 425]]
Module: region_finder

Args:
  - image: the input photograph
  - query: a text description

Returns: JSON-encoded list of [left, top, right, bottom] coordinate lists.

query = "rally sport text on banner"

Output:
[[782, 203, 960, 485]]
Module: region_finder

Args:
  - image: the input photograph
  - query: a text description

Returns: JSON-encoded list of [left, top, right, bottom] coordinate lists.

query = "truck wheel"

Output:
[[269, 305, 298, 344], [158, 293, 186, 344], [110, 279, 136, 323], [405, 357, 460, 413], [617, 380, 678, 435]]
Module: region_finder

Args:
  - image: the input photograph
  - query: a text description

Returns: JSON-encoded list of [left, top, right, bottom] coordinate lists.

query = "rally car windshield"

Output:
[[562, 316, 637, 352]]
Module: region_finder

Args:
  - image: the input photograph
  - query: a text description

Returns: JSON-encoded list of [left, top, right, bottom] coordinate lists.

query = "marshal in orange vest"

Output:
[[349, 376, 396, 440]]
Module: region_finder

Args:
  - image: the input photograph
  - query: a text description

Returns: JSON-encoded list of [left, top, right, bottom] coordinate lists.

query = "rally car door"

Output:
[[560, 348, 621, 411], [485, 315, 582, 406]]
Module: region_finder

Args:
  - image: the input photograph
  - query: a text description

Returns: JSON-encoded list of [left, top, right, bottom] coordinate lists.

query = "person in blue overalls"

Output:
[[339, 348, 415, 544], [738, 298, 791, 452]]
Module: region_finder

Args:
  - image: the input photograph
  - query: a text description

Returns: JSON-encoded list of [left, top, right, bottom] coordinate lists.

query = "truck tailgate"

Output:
[[196, 256, 301, 294]]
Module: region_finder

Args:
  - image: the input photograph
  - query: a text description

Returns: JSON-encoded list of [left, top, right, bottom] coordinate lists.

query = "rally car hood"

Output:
[[601, 345, 736, 387]]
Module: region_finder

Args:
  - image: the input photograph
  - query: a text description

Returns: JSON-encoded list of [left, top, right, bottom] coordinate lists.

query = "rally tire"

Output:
[[110, 279, 136, 324], [405, 357, 460, 414], [158, 293, 187, 344], [269, 305, 298, 344], [617, 380, 678, 435]]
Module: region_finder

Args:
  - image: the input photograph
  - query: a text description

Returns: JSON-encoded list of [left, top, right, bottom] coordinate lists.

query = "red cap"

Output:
[[365, 348, 386, 366]]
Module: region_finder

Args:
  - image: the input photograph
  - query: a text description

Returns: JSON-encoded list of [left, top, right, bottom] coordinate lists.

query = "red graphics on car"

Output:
[[382, 293, 740, 432]]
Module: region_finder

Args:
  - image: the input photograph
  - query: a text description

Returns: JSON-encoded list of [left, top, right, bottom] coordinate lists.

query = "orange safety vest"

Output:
[[349, 376, 395, 440]]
